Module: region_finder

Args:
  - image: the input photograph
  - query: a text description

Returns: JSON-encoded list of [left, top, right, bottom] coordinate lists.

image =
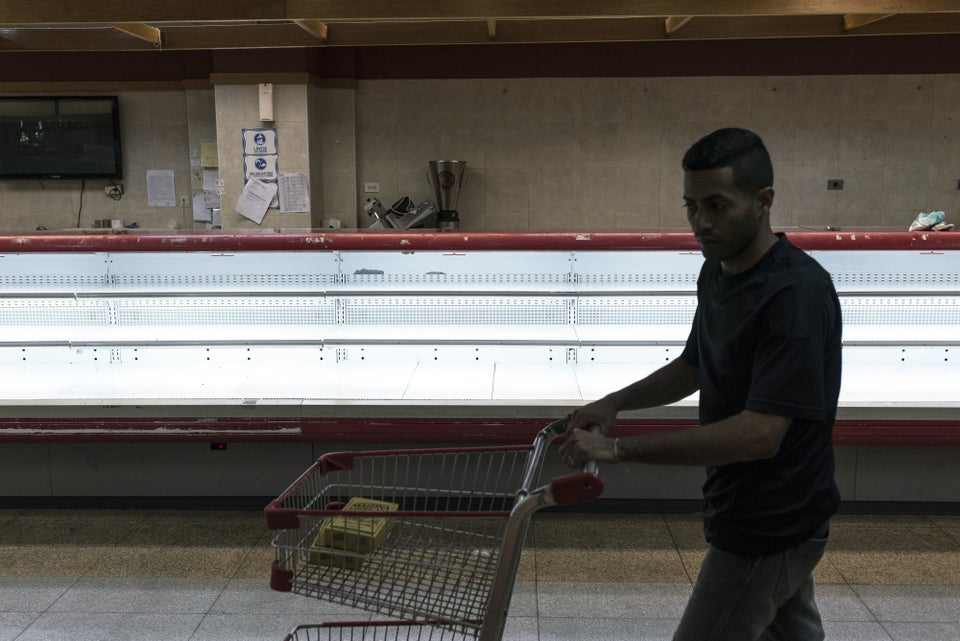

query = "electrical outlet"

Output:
[[827, 179, 844, 190], [104, 185, 123, 196], [364, 182, 380, 193], [179, 193, 190, 207]]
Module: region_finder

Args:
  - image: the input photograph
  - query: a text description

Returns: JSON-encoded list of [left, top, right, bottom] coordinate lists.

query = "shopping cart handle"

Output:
[[548, 423, 604, 505], [550, 471, 604, 505]]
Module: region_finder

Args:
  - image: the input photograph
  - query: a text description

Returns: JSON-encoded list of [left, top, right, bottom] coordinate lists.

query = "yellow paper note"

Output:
[[200, 139, 219, 167]]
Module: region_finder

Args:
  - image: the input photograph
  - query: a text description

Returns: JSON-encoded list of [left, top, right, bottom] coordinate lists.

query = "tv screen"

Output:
[[0, 96, 122, 180]]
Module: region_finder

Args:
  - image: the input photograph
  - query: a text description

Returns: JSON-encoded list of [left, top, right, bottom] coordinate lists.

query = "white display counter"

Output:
[[0, 231, 956, 502]]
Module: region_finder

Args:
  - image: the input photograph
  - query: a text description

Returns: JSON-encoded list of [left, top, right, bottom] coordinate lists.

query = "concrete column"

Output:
[[310, 83, 358, 229], [213, 81, 320, 231]]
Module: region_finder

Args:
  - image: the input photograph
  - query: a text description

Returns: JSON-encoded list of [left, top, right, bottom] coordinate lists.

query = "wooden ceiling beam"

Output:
[[108, 22, 161, 47], [293, 18, 327, 42], [0, 0, 284, 24], [0, 32, 22, 50], [844, 14, 895, 30], [0, 28, 155, 51], [665, 16, 693, 35], [161, 24, 321, 49], [4, 14, 960, 51], [0, 1, 958, 25], [166, 15, 960, 48], [284, 1, 960, 21]]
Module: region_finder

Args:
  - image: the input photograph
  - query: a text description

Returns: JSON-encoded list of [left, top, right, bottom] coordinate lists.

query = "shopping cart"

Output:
[[281, 621, 478, 641], [265, 418, 603, 641], [283, 621, 473, 641]]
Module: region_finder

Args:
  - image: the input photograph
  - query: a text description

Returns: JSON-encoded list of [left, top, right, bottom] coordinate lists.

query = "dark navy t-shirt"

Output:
[[680, 234, 842, 555]]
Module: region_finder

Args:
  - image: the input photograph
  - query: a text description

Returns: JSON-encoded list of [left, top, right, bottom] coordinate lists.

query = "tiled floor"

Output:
[[0, 509, 958, 640]]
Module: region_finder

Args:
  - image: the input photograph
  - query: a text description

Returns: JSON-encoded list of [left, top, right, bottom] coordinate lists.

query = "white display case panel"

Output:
[[337, 250, 575, 292], [811, 250, 960, 293], [0, 253, 108, 293], [0, 233, 956, 424], [572, 250, 702, 291], [107, 251, 340, 293]]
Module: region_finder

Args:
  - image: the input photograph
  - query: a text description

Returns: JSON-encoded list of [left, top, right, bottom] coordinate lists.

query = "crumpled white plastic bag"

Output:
[[909, 211, 945, 231]]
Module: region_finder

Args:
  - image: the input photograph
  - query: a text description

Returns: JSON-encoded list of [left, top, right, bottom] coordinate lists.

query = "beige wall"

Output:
[[1, 74, 959, 233], [355, 75, 960, 232], [314, 85, 357, 228]]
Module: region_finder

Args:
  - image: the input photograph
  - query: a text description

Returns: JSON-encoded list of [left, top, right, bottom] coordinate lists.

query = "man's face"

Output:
[[683, 167, 769, 268]]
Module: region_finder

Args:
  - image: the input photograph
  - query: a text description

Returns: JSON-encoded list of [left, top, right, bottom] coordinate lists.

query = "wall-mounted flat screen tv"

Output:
[[0, 96, 122, 180]]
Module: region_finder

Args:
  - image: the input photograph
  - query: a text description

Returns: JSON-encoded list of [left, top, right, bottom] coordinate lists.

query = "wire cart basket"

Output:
[[265, 419, 603, 641], [282, 621, 481, 641]]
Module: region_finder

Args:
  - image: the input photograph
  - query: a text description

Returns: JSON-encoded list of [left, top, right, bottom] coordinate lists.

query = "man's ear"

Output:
[[756, 186, 775, 215]]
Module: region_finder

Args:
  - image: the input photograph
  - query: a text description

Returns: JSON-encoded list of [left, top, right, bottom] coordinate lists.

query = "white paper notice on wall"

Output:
[[192, 191, 221, 222], [202, 169, 220, 191], [192, 194, 212, 222], [235, 178, 277, 225], [278, 173, 310, 213], [202, 189, 220, 210], [146, 170, 176, 207]]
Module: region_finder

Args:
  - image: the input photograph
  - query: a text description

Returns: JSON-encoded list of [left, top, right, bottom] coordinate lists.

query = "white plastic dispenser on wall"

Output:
[[259, 83, 274, 122]]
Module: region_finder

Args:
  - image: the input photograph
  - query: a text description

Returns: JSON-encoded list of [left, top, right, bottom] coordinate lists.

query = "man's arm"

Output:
[[566, 357, 700, 435], [560, 409, 791, 467]]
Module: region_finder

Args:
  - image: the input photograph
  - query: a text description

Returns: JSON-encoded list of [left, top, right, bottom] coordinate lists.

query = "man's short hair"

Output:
[[682, 128, 773, 195]]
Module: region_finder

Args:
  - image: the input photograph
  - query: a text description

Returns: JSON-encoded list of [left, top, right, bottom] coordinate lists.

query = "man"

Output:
[[560, 127, 842, 641]]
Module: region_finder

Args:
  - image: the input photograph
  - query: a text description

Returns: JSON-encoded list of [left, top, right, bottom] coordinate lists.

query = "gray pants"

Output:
[[673, 524, 830, 641]]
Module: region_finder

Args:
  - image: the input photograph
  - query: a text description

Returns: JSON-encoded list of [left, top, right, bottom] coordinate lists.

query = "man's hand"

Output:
[[558, 427, 617, 468], [558, 357, 700, 468], [561, 409, 791, 469], [566, 396, 619, 436]]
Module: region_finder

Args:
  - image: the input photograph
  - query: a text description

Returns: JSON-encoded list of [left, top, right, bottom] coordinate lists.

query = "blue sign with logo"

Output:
[[243, 154, 279, 181], [242, 128, 278, 155], [241, 128, 280, 208]]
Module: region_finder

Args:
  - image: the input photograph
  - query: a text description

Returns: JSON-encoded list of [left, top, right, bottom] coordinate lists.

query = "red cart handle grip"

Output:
[[550, 471, 604, 505]]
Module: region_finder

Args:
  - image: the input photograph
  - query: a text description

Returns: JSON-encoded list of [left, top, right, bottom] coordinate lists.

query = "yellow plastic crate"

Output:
[[309, 497, 399, 568]]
